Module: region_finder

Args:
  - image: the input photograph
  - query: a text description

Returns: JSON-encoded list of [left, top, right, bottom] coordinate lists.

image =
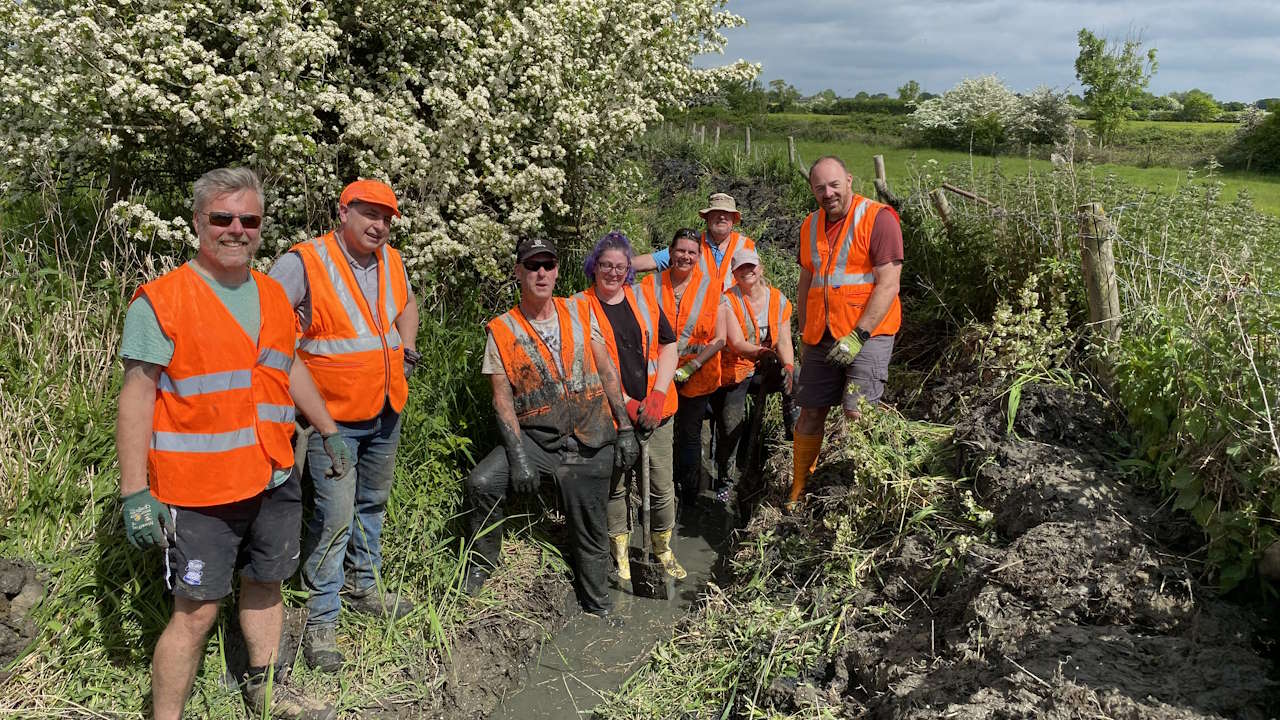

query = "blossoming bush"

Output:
[[910, 76, 1074, 152], [0, 0, 756, 277]]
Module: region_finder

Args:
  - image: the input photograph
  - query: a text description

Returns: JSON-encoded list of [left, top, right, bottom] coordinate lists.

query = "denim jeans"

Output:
[[301, 403, 402, 628]]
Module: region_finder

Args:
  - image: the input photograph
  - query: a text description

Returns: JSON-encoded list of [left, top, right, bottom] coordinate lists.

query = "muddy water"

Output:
[[489, 504, 729, 719]]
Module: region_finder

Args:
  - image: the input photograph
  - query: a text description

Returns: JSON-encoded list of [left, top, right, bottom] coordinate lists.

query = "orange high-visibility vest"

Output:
[[798, 196, 901, 345], [720, 285, 792, 387], [698, 231, 756, 291], [573, 286, 679, 421], [290, 232, 410, 422], [639, 266, 721, 398], [134, 265, 297, 507], [488, 297, 617, 450]]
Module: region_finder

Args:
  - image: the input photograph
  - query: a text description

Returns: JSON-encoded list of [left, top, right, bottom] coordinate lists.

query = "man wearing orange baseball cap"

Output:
[[268, 178, 420, 673]]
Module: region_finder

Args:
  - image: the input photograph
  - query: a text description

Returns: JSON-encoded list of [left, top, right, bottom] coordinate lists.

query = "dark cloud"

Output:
[[697, 0, 1279, 101]]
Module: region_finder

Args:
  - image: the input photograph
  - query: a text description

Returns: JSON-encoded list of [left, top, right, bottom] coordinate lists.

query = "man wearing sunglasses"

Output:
[[117, 167, 340, 719], [267, 179, 420, 673], [463, 237, 639, 623]]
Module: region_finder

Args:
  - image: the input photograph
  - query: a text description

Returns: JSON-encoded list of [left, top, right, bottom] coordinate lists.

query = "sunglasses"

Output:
[[204, 211, 263, 229], [673, 228, 699, 241], [522, 258, 558, 272]]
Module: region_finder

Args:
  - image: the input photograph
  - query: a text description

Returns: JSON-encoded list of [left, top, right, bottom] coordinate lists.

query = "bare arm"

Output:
[[489, 373, 524, 452], [796, 267, 812, 342], [723, 303, 755, 355], [289, 358, 339, 435], [592, 340, 633, 430], [396, 287, 420, 352], [631, 253, 657, 273], [653, 341, 678, 394], [857, 261, 902, 334], [117, 360, 160, 496], [777, 316, 795, 367]]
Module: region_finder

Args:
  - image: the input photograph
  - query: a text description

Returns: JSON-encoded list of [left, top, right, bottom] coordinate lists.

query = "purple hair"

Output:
[[583, 230, 636, 286]]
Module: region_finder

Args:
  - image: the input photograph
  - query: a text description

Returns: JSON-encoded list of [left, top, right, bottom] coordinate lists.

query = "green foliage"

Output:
[[1176, 89, 1223, 122], [1225, 110, 1280, 173], [1074, 28, 1158, 146], [898, 80, 922, 104], [767, 79, 802, 113]]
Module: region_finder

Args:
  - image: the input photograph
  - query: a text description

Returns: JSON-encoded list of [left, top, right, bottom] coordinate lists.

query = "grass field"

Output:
[[705, 129, 1280, 215]]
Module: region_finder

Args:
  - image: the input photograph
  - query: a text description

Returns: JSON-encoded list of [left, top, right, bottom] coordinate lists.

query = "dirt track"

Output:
[[766, 384, 1277, 718]]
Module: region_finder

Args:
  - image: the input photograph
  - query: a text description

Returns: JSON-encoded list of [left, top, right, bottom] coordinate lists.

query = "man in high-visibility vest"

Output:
[[268, 179, 420, 673], [790, 156, 904, 509], [117, 167, 344, 720], [632, 192, 756, 291], [464, 237, 639, 623]]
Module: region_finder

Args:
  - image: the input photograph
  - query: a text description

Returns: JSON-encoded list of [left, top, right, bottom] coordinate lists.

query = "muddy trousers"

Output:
[[673, 393, 713, 502], [711, 365, 794, 486], [465, 435, 615, 614], [607, 419, 676, 535]]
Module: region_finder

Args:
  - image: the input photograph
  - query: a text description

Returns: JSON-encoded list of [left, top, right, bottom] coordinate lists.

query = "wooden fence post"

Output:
[[872, 155, 900, 209], [1077, 203, 1121, 343], [788, 136, 796, 167], [930, 188, 952, 230], [714, 126, 721, 148], [745, 126, 751, 156], [701, 125, 706, 144]]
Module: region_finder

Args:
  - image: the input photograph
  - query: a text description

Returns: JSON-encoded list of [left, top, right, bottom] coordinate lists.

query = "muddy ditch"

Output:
[[758, 382, 1277, 719]]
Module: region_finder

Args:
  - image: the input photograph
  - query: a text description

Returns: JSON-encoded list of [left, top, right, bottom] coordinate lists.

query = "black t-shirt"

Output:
[[599, 298, 677, 400]]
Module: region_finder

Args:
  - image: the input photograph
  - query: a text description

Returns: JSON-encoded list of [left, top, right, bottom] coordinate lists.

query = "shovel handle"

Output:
[[639, 441, 651, 550]]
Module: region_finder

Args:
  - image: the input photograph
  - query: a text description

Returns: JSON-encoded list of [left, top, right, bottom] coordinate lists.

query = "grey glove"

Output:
[[508, 445, 538, 494], [403, 347, 422, 377], [615, 428, 640, 470], [321, 432, 354, 477]]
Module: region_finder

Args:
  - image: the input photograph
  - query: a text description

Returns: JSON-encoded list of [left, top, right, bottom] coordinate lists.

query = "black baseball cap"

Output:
[[515, 237, 558, 263]]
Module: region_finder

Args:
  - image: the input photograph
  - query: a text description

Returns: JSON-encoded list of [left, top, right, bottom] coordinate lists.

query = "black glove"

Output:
[[403, 347, 422, 377], [615, 428, 639, 470], [508, 445, 538, 494]]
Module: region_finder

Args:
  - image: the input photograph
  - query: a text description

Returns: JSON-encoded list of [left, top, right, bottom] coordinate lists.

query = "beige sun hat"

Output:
[[698, 192, 741, 220]]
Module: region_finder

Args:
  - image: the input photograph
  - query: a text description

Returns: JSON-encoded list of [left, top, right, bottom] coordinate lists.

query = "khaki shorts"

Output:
[[794, 332, 894, 413]]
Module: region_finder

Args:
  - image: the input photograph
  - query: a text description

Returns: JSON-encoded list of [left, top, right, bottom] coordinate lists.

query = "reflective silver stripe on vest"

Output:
[[299, 334, 389, 355], [677, 272, 712, 355], [157, 369, 252, 398], [812, 200, 875, 289], [380, 245, 400, 330], [734, 290, 759, 344], [256, 403, 296, 424], [567, 301, 588, 388], [633, 288, 653, 342], [312, 237, 373, 337], [257, 348, 293, 373], [150, 426, 257, 453]]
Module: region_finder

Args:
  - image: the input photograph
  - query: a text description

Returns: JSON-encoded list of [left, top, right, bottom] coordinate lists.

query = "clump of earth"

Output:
[[0, 558, 46, 682], [758, 383, 1277, 718]]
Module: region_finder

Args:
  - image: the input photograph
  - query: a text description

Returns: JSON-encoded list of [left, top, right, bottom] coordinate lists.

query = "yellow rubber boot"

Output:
[[650, 529, 687, 580], [610, 533, 631, 582]]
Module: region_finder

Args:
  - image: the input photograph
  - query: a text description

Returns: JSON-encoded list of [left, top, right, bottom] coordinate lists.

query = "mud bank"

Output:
[[767, 384, 1276, 719], [0, 558, 45, 682], [650, 157, 803, 252]]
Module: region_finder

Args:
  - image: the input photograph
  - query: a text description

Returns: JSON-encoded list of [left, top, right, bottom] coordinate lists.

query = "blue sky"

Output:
[[697, 0, 1279, 102]]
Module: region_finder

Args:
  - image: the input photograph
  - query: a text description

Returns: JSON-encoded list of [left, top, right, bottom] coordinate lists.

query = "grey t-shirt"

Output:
[[120, 262, 291, 490], [268, 238, 411, 332]]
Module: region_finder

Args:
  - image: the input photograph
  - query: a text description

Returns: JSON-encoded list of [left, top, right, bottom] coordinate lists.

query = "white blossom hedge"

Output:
[[910, 76, 1075, 151], [0, 0, 756, 277]]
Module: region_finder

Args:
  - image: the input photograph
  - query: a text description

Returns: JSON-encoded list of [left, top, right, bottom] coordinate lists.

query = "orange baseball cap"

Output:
[[339, 179, 401, 217]]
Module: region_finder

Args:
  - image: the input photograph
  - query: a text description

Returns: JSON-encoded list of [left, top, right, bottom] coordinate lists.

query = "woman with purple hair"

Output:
[[573, 231, 686, 583]]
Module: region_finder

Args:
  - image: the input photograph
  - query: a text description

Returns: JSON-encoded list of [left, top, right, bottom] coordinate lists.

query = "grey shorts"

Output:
[[794, 333, 894, 412]]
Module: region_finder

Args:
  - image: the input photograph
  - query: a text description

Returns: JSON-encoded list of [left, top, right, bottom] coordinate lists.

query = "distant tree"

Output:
[[897, 80, 922, 103], [1074, 28, 1158, 146], [1176, 89, 1222, 122], [725, 78, 768, 116], [918, 91, 938, 101], [1256, 98, 1280, 110], [808, 89, 839, 110], [1221, 101, 1247, 112], [1225, 107, 1280, 172], [766, 78, 801, 112], [854, 91, 870, 101]]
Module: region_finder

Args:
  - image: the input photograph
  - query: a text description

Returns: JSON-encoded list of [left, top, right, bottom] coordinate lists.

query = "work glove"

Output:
[[615, 428, 640, 471], [321, 432, 354, 478], [825, 330, 866, 368], [403, 347, 422, 378], [636, 390, 666, 431], [625, 397, 642, 425], [508, 445, 538, 494], [783, 364, 795, 395], [673, 362, 698, 384], [122, 487, 172, 550]]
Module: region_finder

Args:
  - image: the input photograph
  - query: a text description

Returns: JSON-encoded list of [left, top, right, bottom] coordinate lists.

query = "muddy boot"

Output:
[[610, 533, 632, 582], [344, 586, 414, 621], [650, 530, 687, 581], [242, 671, 336, 720], [302, 624, 343, 674]]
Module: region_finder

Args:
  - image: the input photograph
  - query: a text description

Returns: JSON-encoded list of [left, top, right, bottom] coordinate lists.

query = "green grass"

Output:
[[1076, 118, 1237, 135], [700, 129, 1280, 215]]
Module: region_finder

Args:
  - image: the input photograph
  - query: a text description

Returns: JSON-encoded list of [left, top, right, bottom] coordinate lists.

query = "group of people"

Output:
[[115, 154, 902, 719]]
